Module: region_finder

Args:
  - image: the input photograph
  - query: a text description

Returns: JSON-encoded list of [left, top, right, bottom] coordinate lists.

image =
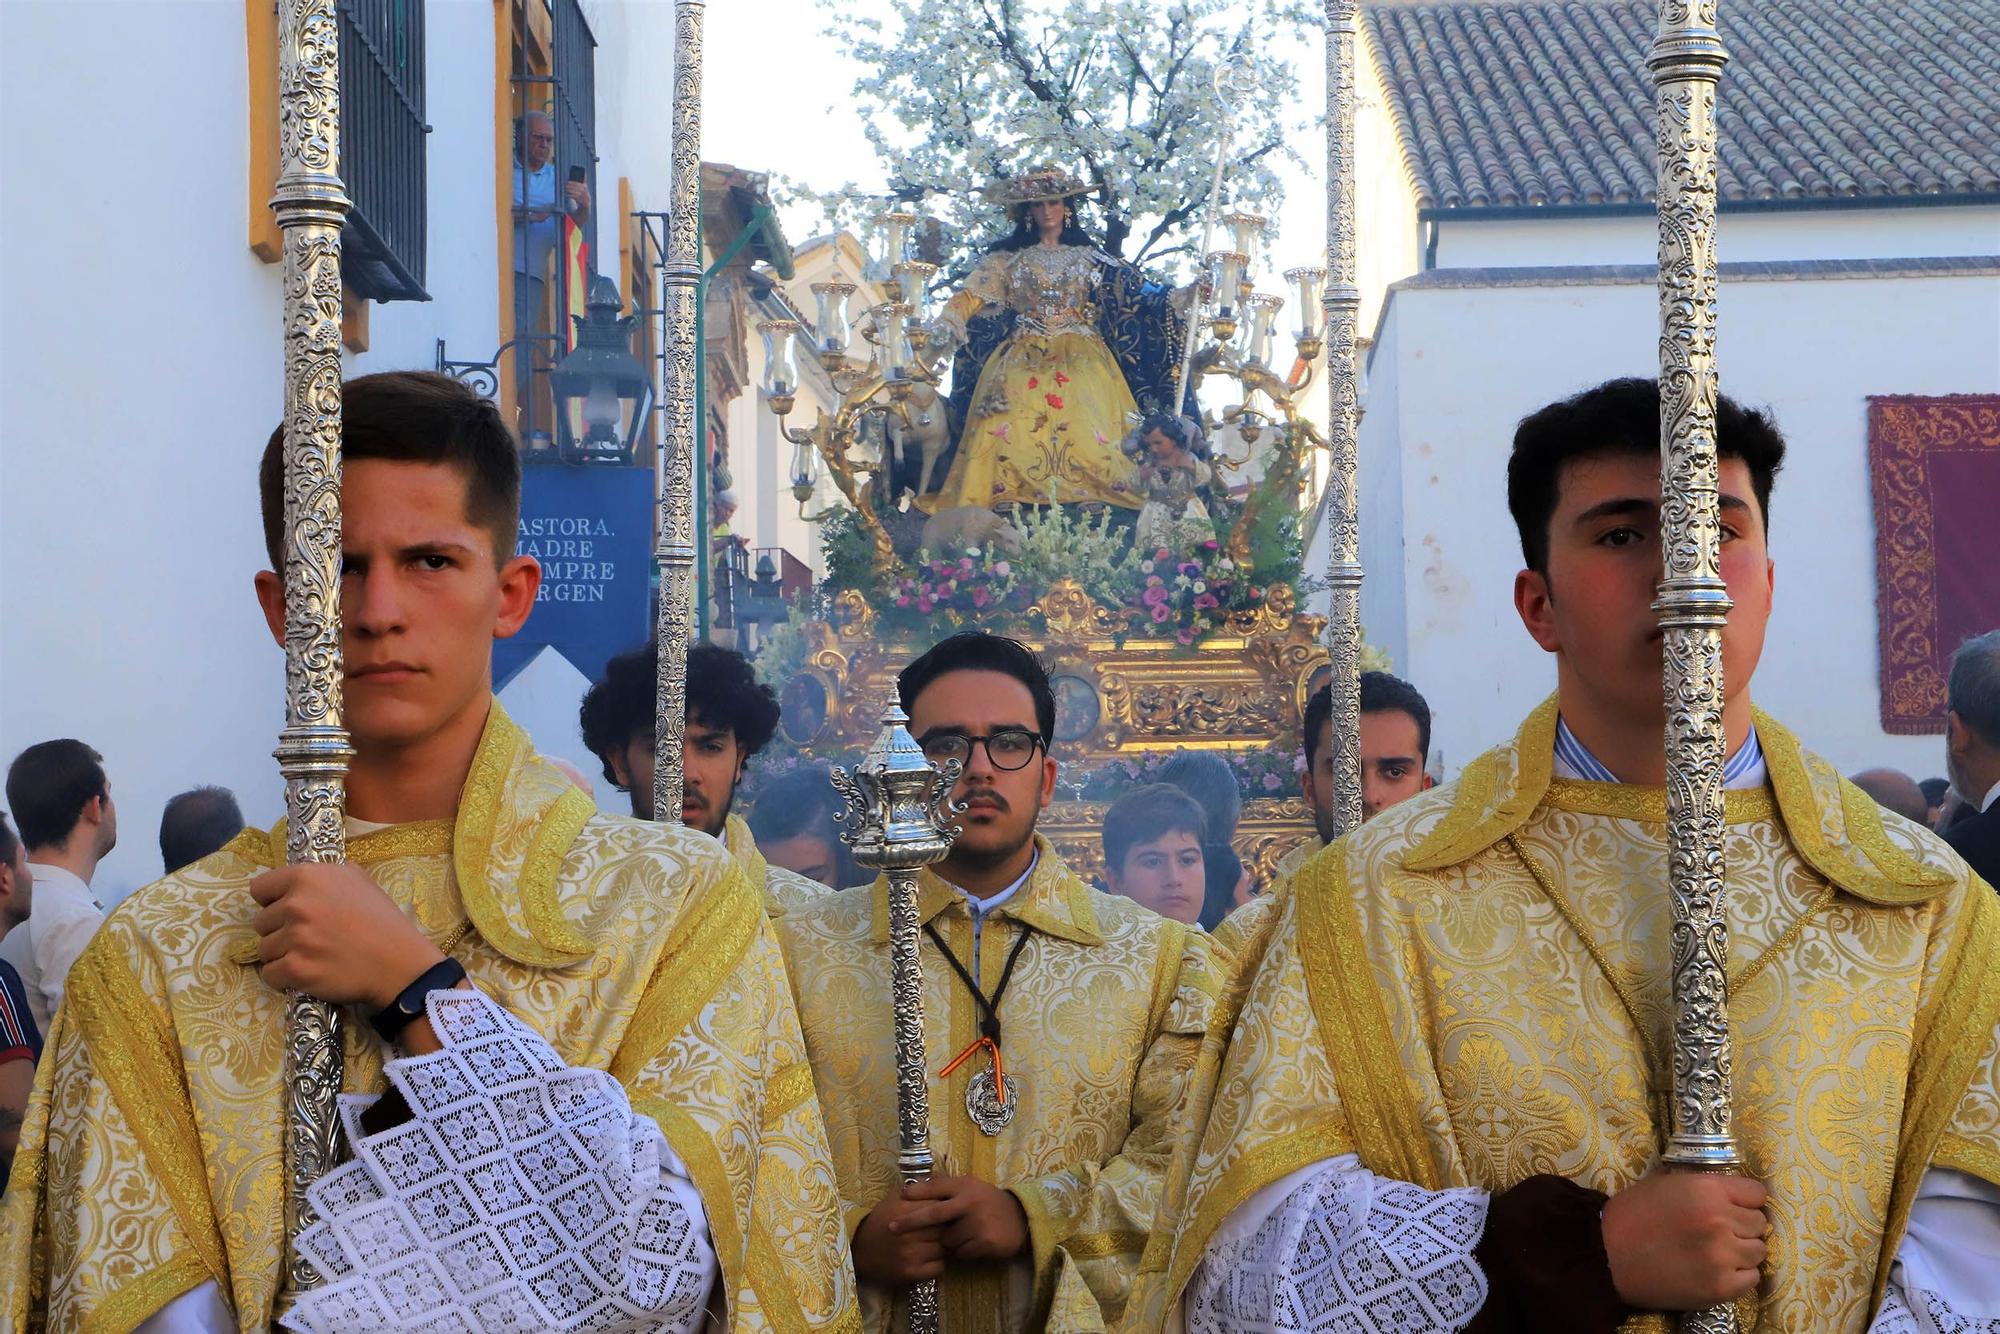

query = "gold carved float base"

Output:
[[778, 579, 1327, 888]]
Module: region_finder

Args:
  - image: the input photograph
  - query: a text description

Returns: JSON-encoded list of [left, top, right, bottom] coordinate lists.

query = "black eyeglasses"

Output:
[[918, 728, 1045, 772]]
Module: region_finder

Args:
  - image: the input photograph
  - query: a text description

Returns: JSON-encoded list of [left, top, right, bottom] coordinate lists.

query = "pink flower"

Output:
[[992, 561, 1011, 577], [917, 595, 934, 613], [1194, 593, 1219, 610], [960, 557, 975, 572], [1262, 773, 1282, 791], [1155, 548, 1171, 562], [1176, 627, 1195, 645], [972, 587, 990, 607], [1142, 586, 1169, 607], [1151, 604, 1171, 624], [895, 594, 910, 607]]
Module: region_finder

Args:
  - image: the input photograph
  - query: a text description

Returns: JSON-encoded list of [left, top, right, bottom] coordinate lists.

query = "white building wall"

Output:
[[1433, 204, 2000, 271], [1357, 269, 2000, 781], [0, 0, 682, 899]]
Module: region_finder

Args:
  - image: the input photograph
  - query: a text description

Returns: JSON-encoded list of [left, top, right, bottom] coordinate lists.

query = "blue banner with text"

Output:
[[493, 465, 653, 689]]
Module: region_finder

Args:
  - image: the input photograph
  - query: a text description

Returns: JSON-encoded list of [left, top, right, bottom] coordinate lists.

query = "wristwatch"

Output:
[[370, 957, 468, 1044]]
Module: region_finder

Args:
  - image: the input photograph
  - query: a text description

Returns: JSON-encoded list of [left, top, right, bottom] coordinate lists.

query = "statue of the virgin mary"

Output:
[[921, 167, 1192, 513]]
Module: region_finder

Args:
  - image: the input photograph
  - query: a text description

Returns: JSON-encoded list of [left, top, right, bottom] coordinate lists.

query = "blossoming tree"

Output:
[[811, 0, 1315, 277]]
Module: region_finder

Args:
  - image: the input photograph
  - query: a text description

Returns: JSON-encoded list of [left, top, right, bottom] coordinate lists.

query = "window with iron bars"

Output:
[[508, 0, 599, 442], [338, 0, 429, 302]]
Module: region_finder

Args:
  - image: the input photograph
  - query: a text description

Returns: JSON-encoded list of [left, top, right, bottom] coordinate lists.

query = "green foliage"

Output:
[[752, 601, 819, 696], [1005, 502, 1140, 598], [818, 508, 879, 601]]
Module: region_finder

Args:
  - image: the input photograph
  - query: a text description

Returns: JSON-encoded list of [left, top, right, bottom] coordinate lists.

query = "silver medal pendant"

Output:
[[965, 1064, 1017, 1136]]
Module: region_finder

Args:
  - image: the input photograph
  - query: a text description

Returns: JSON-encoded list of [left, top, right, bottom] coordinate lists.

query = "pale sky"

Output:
[[703, 0, 1332, 289]]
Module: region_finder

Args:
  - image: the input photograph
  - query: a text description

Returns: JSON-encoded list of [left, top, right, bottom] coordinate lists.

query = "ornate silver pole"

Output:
[[655, 0, 704, 823], [1321, 0, 1365, 838], [270, 0, 355, 1293], [832, 707, 960, 1334], [1651, 3, 1738, 1332]]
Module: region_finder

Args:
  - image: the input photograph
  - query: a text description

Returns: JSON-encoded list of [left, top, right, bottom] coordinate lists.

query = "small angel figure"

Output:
[[1128, 413, 1216, 555]]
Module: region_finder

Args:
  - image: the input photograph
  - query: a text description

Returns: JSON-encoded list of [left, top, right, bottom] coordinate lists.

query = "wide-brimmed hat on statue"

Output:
[[984, 165, 1096, 206]]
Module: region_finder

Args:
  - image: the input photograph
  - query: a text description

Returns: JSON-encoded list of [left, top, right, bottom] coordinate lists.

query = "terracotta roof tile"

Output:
[[1364, 0, 2000, 210]]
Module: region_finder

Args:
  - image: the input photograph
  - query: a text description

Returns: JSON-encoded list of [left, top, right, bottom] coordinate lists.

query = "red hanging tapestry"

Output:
[[1868, 394, 2000, 734]]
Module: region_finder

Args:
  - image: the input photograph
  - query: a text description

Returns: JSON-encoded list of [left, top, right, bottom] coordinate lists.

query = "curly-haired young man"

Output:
[[581, 640, 827, 910]]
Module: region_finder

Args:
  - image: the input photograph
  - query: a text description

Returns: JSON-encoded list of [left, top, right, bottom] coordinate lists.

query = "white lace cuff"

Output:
[[1187, 1154, 1490, 1334], [280, 989, 717, 1334]]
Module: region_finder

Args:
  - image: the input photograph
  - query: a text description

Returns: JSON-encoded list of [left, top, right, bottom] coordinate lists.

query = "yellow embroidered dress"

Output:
[[0, 703, 857, 1333], [724, 811, 836, 915], [927, 246, 1144, 513], [771, 839, 1226, 1333], [1134, 698, 2000, 1333]]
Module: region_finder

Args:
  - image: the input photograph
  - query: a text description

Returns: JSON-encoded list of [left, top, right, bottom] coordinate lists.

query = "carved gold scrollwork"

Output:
[[1038, 578, 1126, 642], [831, 588, 878, 641], [1225, 580, 1302, 638]]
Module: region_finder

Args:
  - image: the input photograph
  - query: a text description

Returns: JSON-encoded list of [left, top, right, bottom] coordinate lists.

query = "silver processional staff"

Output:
[[832, 705, 962, 1334]]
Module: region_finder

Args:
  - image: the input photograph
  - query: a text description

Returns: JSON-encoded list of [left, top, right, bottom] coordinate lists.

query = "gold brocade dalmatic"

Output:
[[1134, 698, 2000, 1334], [724, 812, 835, 915], [0, 702, 858, 1334], [772, 839, 1227, 1333]]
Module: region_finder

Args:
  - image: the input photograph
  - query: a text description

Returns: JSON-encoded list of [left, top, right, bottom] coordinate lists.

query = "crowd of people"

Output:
[[0, 368, 1995, 1332]]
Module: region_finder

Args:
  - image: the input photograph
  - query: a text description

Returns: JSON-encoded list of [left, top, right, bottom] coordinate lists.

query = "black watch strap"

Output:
[[370, 957, 468, 1044]]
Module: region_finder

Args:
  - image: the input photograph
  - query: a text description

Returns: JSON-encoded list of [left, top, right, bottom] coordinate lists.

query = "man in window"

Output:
[[512, 109, 590, 418]]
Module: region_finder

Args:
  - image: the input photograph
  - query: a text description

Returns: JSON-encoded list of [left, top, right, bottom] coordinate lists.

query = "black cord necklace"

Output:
[[927, 921, 1031, 1135]]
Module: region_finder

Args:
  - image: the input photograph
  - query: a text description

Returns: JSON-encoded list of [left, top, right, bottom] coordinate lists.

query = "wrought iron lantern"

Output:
[[548, 275, 655, 464]]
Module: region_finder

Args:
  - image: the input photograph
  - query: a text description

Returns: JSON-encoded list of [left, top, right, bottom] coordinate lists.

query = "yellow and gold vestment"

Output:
[[724, 811, 835, 914], [0, 703, 857, 1334], [772, 839, 1226, 1333], [1135, 698, 2000, 1333]]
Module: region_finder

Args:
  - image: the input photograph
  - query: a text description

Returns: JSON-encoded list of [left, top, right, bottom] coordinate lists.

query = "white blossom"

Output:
[[796, 0, 1315, 284]]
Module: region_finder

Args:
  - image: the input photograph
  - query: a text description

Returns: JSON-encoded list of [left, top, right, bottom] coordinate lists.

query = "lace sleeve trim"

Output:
[[280, 989, 717, 1334], [1188, 1158, 1490, 1334]]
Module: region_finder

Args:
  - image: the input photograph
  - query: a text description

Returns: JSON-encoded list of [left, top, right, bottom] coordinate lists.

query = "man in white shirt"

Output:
[[512, 108, 590, 413], [0, 737, 115, 1032]]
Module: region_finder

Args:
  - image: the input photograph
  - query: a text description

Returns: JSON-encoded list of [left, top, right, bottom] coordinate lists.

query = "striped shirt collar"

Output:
[[1553, 716, 1767, 790]]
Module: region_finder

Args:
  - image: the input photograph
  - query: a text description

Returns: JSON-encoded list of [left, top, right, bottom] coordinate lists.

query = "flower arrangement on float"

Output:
[[887, 548, 1036, 630]]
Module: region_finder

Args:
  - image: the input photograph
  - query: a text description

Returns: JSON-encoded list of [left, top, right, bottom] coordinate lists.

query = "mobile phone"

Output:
[[567, 166, 587, 184]]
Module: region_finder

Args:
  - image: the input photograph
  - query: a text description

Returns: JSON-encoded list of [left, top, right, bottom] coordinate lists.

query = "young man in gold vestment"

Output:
[[580, 639, 830, 912], [1134, 379, 2000, 1333], [0, 372, 857, 1333], [771, 632, 1226, 1332]]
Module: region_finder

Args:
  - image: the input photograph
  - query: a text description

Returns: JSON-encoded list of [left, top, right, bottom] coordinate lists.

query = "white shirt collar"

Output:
[[1981, 779, 2000, 814], [24, 862, 99, 911], [945, 848, 1039, 919], [1552, 717, 1768, 790]]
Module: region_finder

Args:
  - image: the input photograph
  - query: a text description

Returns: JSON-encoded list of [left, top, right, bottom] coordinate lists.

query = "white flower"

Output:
[[1140, 560, 1155, 573], [1193, 580, 1207, 594]]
